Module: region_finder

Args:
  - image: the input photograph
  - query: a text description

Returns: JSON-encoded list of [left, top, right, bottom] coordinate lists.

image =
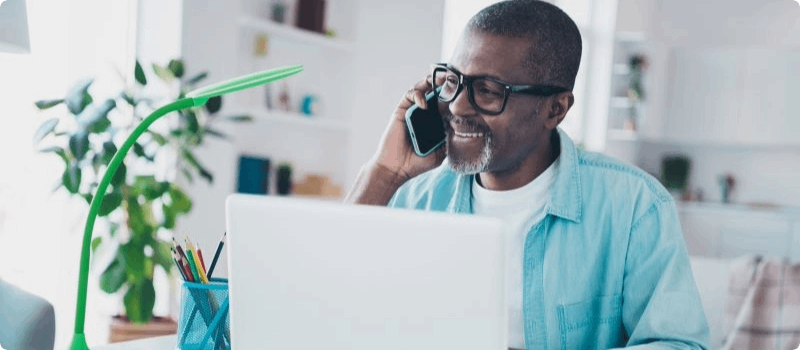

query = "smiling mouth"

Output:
[[452, 131, 485, 138]]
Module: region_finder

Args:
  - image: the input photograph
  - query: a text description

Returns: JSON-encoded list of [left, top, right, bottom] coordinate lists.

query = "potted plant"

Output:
[[625, 54, 648, 130], [272, 2, 287, 23], [33, 59, 251, 341]]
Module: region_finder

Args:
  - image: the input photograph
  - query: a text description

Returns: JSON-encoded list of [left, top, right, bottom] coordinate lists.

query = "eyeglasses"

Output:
[[432, 63, 569, 115]]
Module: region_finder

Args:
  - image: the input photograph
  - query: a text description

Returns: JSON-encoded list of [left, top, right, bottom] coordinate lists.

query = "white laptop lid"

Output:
[[225, 195, 507, 350]]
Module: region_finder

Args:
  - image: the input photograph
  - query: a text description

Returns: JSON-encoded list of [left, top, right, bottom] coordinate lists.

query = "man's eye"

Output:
[[479, 88, 503, 97]]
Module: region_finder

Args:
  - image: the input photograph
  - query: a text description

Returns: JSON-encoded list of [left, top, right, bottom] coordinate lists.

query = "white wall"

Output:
[[345, 1, 446, 190], [614, 0, 800, 208]]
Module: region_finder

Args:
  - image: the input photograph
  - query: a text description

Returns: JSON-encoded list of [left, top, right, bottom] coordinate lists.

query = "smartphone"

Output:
[[404, 91, 446, 157]]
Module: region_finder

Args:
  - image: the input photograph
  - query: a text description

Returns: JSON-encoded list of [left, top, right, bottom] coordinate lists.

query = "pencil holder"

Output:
[[177, 278, 230, 350]]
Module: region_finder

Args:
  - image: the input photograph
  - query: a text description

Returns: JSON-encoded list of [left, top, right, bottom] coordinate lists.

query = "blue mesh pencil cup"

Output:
[[177, 278, 230, 350]]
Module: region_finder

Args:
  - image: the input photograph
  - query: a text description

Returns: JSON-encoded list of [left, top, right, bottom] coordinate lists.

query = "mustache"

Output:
[[441, 111, 490, 134]]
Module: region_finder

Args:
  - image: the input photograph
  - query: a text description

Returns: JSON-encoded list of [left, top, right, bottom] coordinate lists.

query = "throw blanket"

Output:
[[722, 256, 800, 350]]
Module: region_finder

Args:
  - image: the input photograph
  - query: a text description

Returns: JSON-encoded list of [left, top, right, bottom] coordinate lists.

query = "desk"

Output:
[[94, 335, 175, 350]]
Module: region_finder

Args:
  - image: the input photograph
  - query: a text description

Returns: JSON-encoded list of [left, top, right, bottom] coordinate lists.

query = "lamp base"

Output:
[[68, 333, 90, 350]]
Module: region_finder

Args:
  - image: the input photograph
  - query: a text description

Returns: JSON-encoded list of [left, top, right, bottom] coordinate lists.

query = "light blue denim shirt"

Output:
[[388, 129, 710, 350]]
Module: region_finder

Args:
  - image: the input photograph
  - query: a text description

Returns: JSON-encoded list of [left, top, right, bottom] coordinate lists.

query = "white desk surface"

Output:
[[94, 335, 175, 350]]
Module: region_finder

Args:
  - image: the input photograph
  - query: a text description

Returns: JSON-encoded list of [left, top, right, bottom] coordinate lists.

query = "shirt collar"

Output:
[[546, 128, 582, 223], [451, 128, 582, 223]]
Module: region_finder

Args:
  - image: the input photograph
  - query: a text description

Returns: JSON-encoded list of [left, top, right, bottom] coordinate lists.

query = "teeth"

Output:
[[454, 131, 484, 138]]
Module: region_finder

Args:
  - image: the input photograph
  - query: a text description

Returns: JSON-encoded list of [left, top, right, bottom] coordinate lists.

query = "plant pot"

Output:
[[277, 164, 293, 195], [109, 315, 178, 343]]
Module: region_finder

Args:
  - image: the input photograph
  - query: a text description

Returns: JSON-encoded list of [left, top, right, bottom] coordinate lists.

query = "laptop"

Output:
[[225, 194, 507, 350]]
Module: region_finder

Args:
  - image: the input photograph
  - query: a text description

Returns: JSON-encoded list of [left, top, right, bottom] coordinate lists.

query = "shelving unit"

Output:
[[226, 108, 351, 132], [229, 0, 357, 199], [238, 16, 354, 53]]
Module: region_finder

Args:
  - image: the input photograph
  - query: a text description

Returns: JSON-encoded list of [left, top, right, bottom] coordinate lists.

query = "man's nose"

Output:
[[448, 86, 478, 118]]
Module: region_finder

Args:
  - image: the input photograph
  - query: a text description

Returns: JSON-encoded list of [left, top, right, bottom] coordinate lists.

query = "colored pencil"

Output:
[[207, 232, 226, 278], [171, 249, 189, 281], [177, 252, 195, 282], [184, 238, 202, 283], [173, 237, 189, 264], [197, 248, 207, 273], [186, 238, 209, 284]]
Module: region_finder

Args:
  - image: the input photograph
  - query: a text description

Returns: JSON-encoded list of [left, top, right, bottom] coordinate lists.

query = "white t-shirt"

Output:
[[471, 157, 559, 350]]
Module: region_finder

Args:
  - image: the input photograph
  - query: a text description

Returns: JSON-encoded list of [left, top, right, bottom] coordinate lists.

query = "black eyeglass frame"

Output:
[[432, 63, 569, 115]]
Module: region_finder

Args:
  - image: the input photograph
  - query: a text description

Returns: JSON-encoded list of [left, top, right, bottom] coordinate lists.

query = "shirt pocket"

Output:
[[557, 294, 625, 350]]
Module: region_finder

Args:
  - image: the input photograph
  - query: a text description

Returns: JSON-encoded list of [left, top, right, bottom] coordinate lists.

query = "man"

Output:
[[346, 1, 710, 349]]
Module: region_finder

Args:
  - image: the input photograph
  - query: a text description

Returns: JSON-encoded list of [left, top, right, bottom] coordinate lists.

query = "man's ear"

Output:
[[545, 91, 574, 129]]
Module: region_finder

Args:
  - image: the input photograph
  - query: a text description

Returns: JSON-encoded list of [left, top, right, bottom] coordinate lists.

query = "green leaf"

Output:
[[152, 63, 174, 83], [101, 141, 117, 165], [127, 198, 153, 239], [78, 99, 116, 131], [134, 176, 169, 200], [91, 237, 103, 253], [62, 164, 81, 193], [120, 92, 136, 106], [182, 110, 199, 134], [111, 163, 126, 187], [66, 79, 94, 114], [89, 118, 111, 133], [161, 204, 176, 229], [35, 99, 64, 110], [132, 143, 154, 162], [181, 168, 194, 184], [40, 146, 69, 164], [99, 191, 123, 216], [167, 59, 185, 78], [33, 118, 59, 145], [152, 240, 173, 273], [147, 131, 167, 146], [181, 149, 213, 183], [205, 95, 222, 114], [134, 61, 147, 85], [169, 186, 192, 213], [203, 127, 228, 139], [83, 193, 93, 204], [186, 72, 208, 85], [120, 241, 146, 281], [226, 115, 253, 122], [69, 132, 89, 160], [99, 256, 127, 294], [123, 279, 155, 324]]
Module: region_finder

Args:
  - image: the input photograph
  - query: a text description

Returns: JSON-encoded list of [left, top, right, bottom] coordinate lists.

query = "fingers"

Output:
[[402, 78, 434, 109]]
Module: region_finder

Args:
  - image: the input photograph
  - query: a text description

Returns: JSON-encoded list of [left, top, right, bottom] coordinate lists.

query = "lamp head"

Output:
[[187, 65, 304, 106]]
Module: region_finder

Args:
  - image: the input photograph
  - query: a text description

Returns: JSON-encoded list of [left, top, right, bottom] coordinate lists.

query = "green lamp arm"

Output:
[[69, 97, 199, 350]]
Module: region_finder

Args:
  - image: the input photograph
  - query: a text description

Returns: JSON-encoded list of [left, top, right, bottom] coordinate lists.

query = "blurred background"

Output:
[[0, 0, 799, 348]]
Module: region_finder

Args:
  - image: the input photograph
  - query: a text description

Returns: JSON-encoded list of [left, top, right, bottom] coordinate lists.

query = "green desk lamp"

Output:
[[68, 65, 304, 350]]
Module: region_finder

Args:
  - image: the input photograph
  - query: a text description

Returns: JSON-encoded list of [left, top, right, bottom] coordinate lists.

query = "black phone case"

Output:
[[404, 91, 445, 157]]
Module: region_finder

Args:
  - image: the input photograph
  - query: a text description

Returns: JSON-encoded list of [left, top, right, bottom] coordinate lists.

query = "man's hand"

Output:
[[345, 76, 446, 206], [370, 76, 446, 182]]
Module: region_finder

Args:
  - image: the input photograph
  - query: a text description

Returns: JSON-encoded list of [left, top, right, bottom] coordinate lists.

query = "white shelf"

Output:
[[615, 31, 647, 43], [238, 16, 354, 53], [230, 108, 351, 132], [610, 96, 633, 108], [607, 128, 639, 141], [613, 64, 630, 75]]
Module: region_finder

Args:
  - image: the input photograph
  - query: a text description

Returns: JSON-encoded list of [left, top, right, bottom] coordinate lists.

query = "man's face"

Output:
[[439, 30, 553, 175]]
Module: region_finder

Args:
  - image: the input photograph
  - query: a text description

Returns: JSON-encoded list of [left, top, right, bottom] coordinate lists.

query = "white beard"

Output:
[[446, 135, 493, 175]]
